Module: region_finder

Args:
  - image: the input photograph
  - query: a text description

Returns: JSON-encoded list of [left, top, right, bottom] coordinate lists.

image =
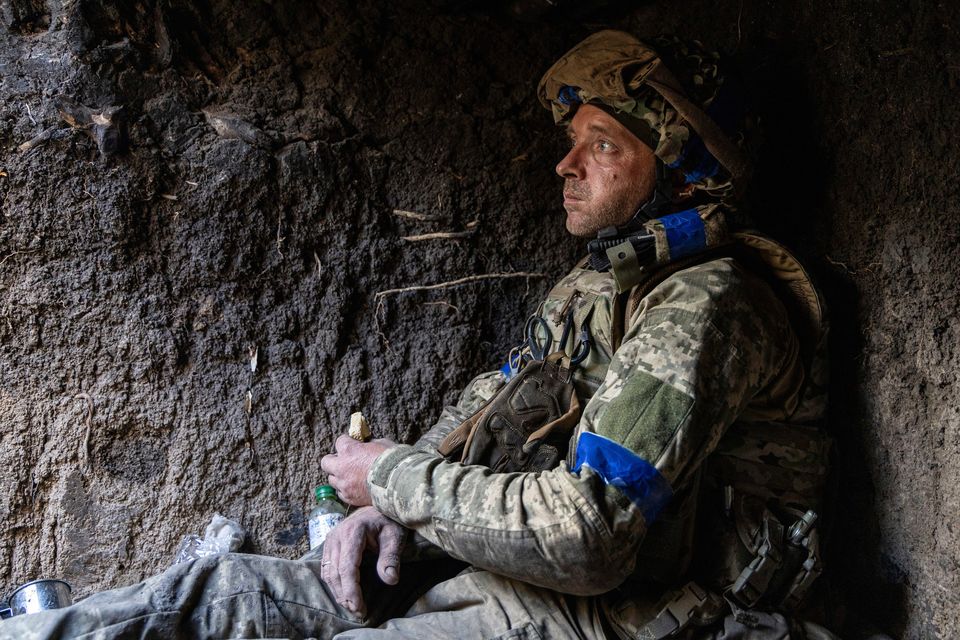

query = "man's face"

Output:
[[556, 104, 657, 237]]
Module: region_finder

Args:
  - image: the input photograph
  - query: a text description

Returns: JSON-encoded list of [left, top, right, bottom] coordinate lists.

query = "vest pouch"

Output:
[[437, 352, 582, 473], [694, 485, 824, 616]]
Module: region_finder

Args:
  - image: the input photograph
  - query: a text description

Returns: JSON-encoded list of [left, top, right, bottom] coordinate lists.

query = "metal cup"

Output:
[[6, 579, 73, 616]]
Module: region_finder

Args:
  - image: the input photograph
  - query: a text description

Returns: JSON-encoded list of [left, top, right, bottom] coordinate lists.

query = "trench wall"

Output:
[[0, 1, 956, 637]]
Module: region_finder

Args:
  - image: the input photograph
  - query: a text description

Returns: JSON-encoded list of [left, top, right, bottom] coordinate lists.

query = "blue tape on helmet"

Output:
[[660, 208, 706, 260], [668, 132, 721, 184], [572, 431, 673, 523], [558, 85, 582, 106]]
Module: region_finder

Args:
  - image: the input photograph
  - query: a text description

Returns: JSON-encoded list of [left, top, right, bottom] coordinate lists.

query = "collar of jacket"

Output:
[[605, 204, 729, 293]]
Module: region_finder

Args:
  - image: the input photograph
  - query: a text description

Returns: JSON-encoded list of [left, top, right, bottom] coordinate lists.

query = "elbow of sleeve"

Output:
[[523, 510, 641, 596], [550, 542, 637, 596]]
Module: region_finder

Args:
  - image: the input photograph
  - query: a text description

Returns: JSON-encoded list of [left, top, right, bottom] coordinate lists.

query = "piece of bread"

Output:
[[349, 411, 371, 442]]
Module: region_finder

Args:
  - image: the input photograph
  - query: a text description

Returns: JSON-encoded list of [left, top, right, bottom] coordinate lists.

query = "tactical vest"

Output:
[[534, 232, 831, 608], [440, 227, 831, 629]]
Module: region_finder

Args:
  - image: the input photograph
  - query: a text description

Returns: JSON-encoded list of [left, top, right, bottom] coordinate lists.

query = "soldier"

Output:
[[2, 30, 838, 639]]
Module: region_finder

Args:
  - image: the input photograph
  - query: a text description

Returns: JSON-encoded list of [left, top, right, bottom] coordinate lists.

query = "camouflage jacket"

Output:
[[368, 253, 823, 596]]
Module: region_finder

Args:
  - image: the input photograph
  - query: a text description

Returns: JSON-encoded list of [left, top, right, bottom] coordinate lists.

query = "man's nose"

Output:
[[556, 145, 585, 180]]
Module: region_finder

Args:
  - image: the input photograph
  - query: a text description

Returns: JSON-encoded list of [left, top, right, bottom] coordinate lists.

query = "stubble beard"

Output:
[[563, 180, 639, 238]]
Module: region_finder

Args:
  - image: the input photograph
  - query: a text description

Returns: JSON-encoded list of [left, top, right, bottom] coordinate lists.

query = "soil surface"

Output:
[[1, 1, 957, 638]]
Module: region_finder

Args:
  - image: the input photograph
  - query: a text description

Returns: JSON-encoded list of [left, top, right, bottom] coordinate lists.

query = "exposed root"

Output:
[[423, 300, 460, 313], [401, 230, 474, 242], [375, 272, 547, 300], [825, 254, 880, 276], [74, 393, 94, 470], [0, 247, 40, 267], [18, 126, 58, 152], [276, 214, 286, 257], [392, 209, 440, 222], [877, 47, 914, 58]]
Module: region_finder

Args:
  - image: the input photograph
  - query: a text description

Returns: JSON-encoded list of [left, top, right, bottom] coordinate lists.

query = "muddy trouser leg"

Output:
[[0, 552, 466, 640], [333, 568, 615, 640]]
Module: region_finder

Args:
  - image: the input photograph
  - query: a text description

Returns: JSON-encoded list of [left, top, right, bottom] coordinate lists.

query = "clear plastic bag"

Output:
[[172, 514, 246, 565]]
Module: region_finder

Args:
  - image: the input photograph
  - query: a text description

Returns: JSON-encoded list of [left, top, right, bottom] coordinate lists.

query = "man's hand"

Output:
[[320, 435, 395, 507], [320, 506, 406, 617]]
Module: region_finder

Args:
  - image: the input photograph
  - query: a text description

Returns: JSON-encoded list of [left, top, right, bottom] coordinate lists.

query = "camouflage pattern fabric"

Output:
[[369, 255, 815, 595], [0, 553, 366, 639], [0, 553, 607, 639], [538, 30, 751, 204]]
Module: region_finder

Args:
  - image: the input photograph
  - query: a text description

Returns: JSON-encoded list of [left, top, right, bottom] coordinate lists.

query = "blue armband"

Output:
[[572, 431, 673, 523]]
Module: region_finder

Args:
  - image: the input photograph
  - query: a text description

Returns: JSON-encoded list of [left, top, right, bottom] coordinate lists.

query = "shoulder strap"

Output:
[[612, 244, 737, 352], [613, 235, 827, 371]]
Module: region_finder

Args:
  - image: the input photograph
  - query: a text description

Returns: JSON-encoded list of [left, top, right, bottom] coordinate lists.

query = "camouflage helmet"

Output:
[[538, 30, 751, 205]]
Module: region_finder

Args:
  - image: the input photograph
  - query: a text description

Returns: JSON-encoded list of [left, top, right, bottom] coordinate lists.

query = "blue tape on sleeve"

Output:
[[572, 431, 673, 523], [660, 208, 706, 260]]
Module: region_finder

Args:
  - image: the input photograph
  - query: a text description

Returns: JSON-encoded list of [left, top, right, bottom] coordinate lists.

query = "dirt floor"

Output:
[[0, 0, 957, 637]]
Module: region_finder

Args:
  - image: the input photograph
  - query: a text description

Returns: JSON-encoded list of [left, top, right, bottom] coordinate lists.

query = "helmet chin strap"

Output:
[[587, 159, 673, 272]]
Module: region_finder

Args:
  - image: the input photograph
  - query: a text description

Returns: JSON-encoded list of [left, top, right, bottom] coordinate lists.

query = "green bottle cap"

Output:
[[315, 485, 337, 502]]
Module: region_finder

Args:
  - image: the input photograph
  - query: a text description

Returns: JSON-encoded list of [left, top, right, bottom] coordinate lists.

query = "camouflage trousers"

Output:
[[0, 552, 611, 639]]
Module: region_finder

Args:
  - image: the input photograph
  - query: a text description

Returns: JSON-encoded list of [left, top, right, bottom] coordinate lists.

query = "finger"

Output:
[[321, 532, 342, 604], [320, 453, 339, 475], [335, 434, 356, 453], [337, 531, 366, 616], [376, 524, 404, 585]]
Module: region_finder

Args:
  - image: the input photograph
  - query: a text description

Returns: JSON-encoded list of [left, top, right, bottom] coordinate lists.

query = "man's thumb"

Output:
[[377, 527, 404, 585]]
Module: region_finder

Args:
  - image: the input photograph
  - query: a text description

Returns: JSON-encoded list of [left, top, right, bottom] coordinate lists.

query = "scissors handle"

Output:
[[524, 315, 552, 361]]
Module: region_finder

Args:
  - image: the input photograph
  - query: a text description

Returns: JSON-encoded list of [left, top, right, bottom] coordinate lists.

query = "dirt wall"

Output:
[[0, 1, 957, 638]]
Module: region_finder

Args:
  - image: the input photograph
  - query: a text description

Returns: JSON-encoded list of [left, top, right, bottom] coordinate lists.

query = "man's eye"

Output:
[[596, 140, 614, 152]]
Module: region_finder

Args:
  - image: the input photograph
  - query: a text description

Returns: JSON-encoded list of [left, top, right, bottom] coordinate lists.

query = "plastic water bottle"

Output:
[[308, 485, 346, 550]]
